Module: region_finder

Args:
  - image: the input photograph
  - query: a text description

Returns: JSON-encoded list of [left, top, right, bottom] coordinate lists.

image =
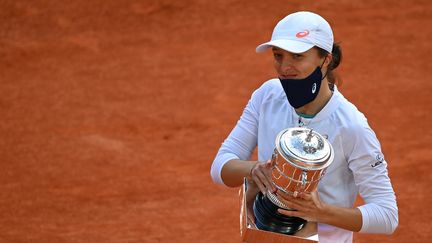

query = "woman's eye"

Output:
[[293, 54, 302, 59], [273, 53, 282, 59]]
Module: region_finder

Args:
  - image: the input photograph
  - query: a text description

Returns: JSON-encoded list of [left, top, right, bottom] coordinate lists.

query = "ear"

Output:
[[324, 53, 333, 68]]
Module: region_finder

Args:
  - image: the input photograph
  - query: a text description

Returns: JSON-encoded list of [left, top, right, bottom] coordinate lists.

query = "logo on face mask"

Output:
[[312, 83, 317, 94]]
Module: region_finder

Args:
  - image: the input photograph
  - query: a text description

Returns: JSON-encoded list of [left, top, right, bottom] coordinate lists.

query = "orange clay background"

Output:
[[1, 0, 431, 242]]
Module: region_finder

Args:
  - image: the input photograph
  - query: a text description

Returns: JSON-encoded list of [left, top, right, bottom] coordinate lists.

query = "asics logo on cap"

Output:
[[296, 30, 310, 38]]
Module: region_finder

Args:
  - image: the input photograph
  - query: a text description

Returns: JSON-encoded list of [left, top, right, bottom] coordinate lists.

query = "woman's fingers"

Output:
[[299, 190, 322, 209], [255, 165, 274, 192], [286, 198, 309, 211], [257, 168, 274, 192], [277, 190, 326, 223], [264, 160, 277, 191], [265, 159, 274, 168], [253, 177, 267, 194], [251, 161, 276, 194], [277, 208, 306, 219], [264, 160, 275, 185], [299, 192, 312, 200]]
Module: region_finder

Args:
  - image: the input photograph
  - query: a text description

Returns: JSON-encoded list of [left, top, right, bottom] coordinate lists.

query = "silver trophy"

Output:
[[253, 127, 334, 235]]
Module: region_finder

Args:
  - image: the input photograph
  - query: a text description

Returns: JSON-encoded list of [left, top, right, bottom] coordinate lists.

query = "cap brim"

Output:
[[256, 39, 314, 53]]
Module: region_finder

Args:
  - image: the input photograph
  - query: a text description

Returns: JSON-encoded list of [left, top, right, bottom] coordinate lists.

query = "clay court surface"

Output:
[[1, 0, 431, 242]]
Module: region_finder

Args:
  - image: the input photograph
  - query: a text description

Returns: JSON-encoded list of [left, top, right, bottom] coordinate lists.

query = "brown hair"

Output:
[[317, 43, 342, 90]]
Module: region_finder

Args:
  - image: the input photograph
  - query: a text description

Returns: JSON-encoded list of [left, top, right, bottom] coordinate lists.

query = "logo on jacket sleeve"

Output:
[[371, 153, 384, 168]]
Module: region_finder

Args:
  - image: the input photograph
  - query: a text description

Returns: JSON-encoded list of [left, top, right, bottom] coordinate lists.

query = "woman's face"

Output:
[[272, 47, 329, 79]]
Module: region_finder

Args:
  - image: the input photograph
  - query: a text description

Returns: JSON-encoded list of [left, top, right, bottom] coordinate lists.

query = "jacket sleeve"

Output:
[[210, 85, 264, 185], [345, 122, 398, 234]]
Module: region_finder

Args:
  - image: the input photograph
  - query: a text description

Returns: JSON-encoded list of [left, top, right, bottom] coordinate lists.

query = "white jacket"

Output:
[[211, 79, 398, 242]]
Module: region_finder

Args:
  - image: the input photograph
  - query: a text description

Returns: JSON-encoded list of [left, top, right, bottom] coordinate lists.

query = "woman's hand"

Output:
[[247, 160, 276, 195], [277, 189, 328, 222], [277, 189, 363, 232]]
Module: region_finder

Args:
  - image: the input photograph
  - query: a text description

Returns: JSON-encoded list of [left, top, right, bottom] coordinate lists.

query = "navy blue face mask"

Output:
[[279, 60, 327, 109]]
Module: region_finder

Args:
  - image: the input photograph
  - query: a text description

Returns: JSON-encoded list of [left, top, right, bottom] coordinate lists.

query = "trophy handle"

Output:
[[270, 148, 278, 167], [300, 171, 308, 188]]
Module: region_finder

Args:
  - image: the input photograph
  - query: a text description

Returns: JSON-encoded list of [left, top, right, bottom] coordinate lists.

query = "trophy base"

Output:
[[240, 181, 318, 242], [253, 192, 307, 235]]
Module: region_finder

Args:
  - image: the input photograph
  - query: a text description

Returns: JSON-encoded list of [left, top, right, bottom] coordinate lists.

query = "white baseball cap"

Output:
[[256, 11, 334, 54]]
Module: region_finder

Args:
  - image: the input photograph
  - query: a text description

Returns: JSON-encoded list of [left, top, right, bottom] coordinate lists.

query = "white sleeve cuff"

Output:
[[357, 203, 398, 234], [210, 153, 240, 185]]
